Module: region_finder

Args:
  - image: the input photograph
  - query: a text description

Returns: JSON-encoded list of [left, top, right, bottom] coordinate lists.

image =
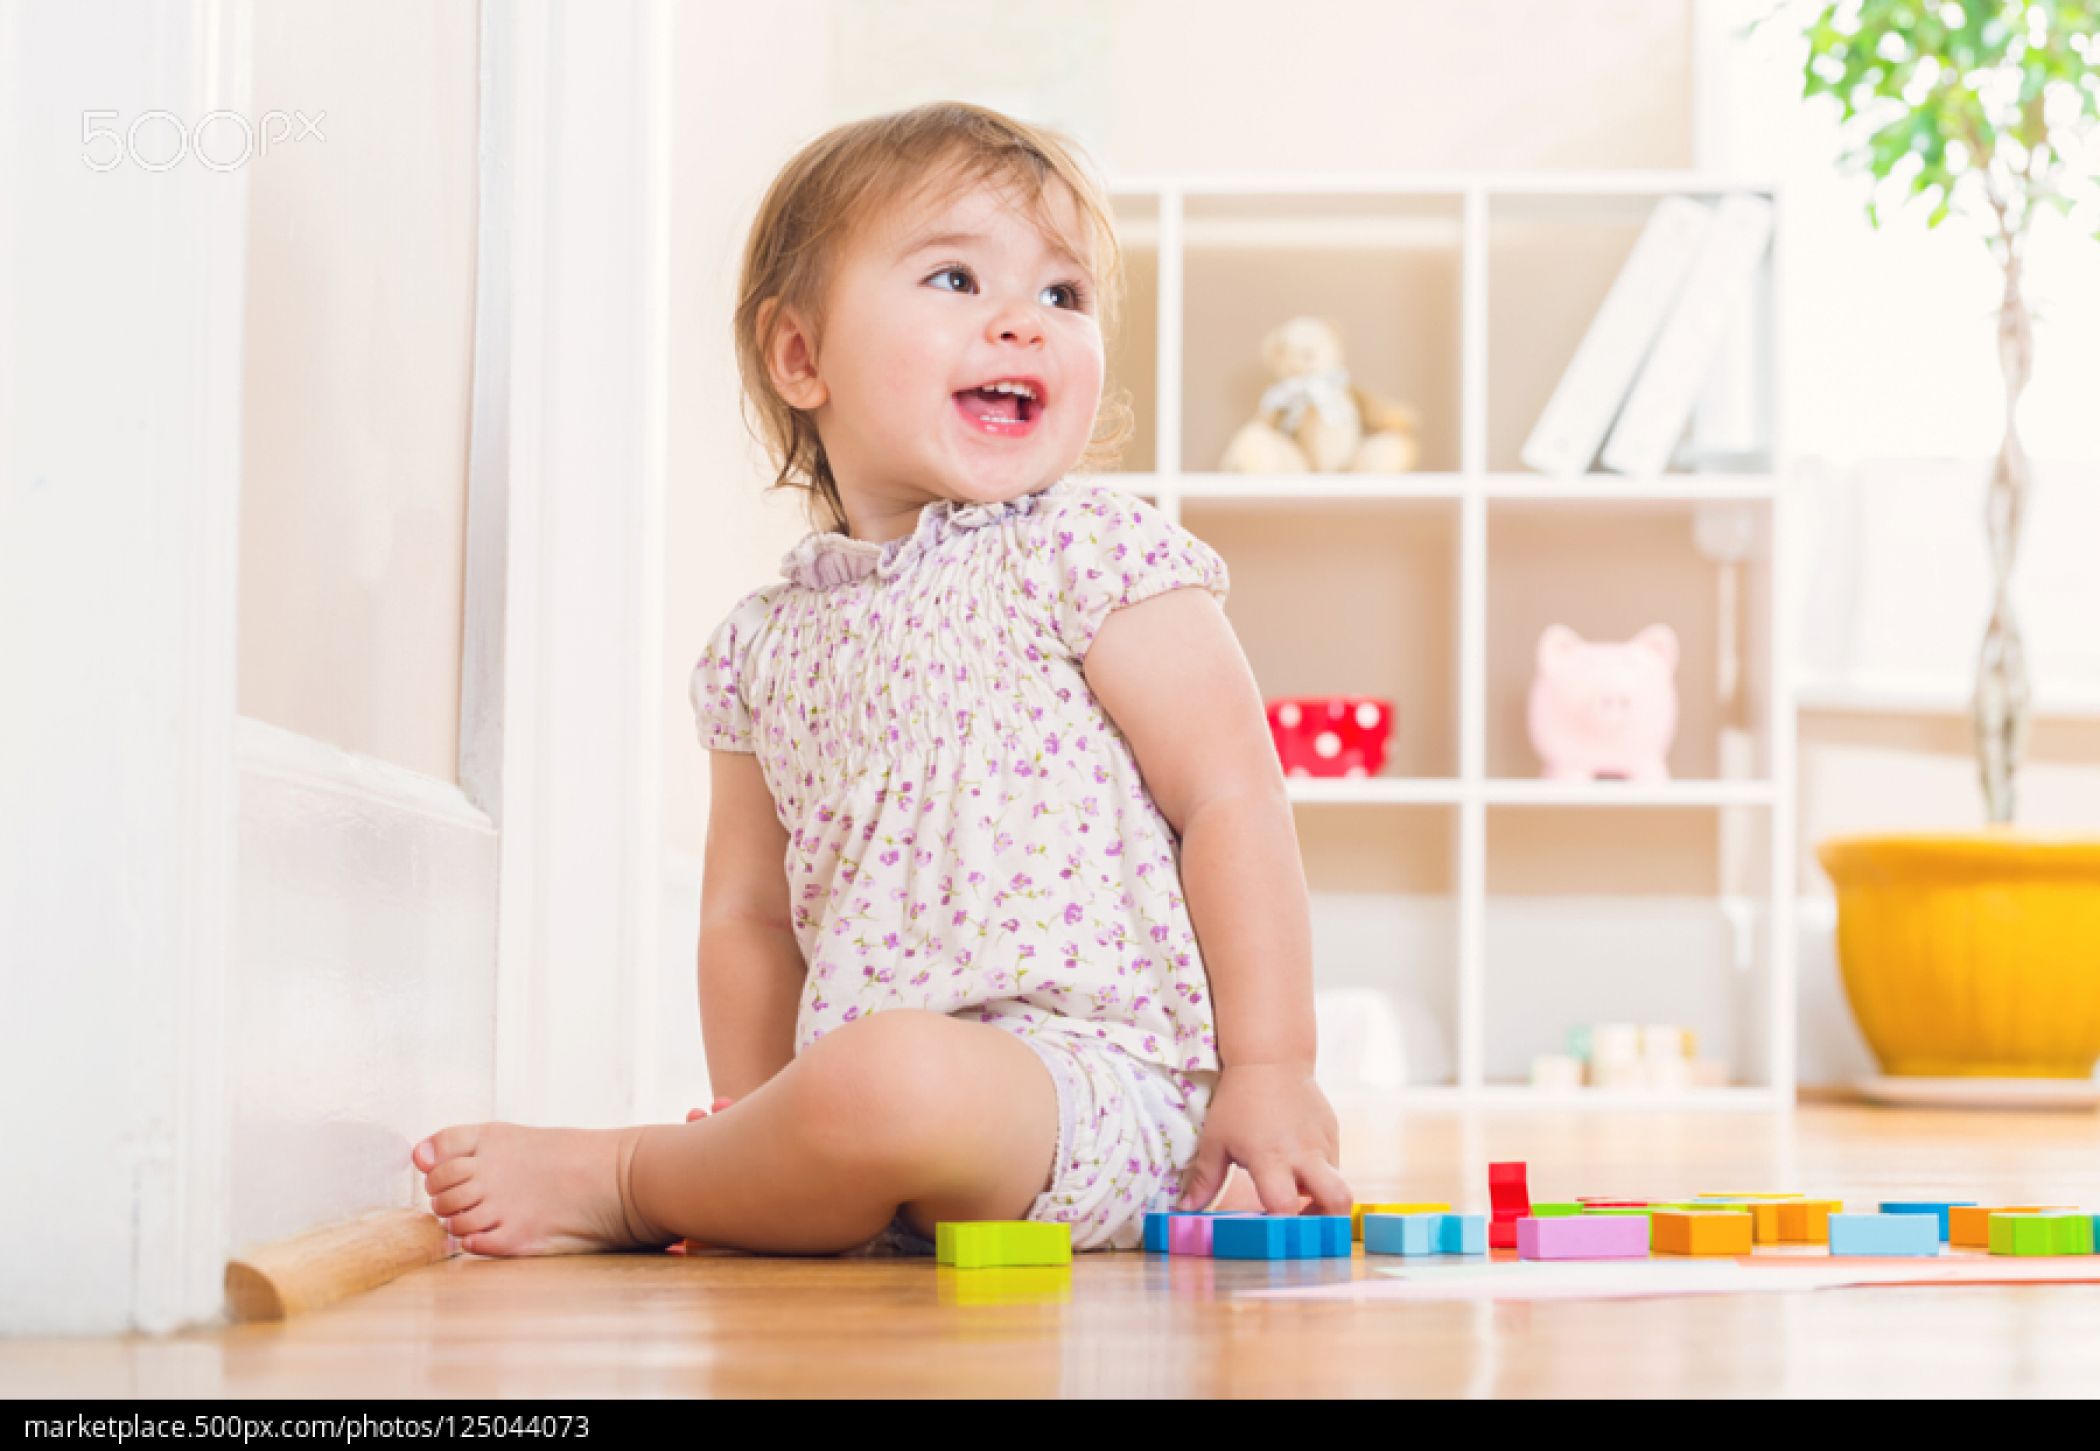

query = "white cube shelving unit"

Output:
[[1102, 172, 1796, 1109]]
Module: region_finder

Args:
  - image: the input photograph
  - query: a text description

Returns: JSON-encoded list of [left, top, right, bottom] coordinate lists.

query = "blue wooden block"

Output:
[[1440, 1213, 1488, 1255], [1830, 1212, 1942, 1257], [1363, 1213, 1440, 1256], [1211, 1217, 1293, 1260], [1211, 1216, 1344, 1261], [1312, 1216, 1353, 1257], [1878, 1200, 1977, 1242]]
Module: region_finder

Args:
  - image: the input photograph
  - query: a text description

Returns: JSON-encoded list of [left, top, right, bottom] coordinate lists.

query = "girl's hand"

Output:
[[1175, 1063, 1352, 1215], [684, 1096, 737, 1123]]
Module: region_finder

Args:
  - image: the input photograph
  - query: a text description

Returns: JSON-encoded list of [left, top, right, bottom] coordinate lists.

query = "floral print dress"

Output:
[[689, 475, 1232, 1078]]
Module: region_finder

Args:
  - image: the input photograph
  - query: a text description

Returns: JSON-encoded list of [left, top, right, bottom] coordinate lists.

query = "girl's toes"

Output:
[[414, 1125, 483, 1172], [447, 1204, 502, 1237], [429, 1182, 484, 1218], [423, 1157, 477, 1197]]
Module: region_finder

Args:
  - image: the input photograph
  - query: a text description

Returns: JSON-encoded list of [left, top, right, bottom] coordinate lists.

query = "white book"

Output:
[[1519, 196, 1714, 478], [1601, 193, 1774, 478]]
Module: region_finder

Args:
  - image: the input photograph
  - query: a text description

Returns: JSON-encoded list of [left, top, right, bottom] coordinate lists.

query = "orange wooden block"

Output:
[[1653, 1209, 1753, 1256], [1949, 1205, 2072, 1250], [1775, 1200, 1842, 1244]]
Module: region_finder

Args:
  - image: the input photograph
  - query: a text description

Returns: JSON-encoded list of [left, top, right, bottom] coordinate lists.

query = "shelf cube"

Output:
[[1828, 1213, 1941, 1258], [936, 1220, 1073, 1269]]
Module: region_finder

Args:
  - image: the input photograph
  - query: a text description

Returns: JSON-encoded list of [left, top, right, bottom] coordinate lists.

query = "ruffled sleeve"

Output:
[[1022, 485, 1231, 662], [689, 586, 778, 753]]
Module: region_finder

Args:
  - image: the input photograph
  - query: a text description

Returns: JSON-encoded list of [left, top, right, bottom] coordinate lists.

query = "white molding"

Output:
[[473, 0, 673, 1127], [239, 717, 493, 833]]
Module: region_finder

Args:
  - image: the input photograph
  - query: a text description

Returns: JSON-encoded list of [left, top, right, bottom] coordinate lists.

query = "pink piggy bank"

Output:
[[1526, 624, 1679, 782]]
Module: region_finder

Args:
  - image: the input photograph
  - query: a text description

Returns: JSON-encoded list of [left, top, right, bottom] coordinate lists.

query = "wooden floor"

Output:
[[8, 1104, 2100, 1398]]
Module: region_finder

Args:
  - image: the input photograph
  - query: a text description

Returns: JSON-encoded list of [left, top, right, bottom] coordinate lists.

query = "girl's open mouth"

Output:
[[953, 385, 1040, 438]]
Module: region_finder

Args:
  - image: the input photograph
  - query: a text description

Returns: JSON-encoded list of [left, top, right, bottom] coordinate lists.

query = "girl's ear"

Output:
[[762, 298, 828, 411]]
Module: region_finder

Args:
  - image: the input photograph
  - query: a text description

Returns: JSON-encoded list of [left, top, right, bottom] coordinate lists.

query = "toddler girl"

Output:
[[413, 101, 1352, 1257]]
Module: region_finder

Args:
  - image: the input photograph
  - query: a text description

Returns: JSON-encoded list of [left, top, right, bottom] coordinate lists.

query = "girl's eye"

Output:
[[927, 265, 1090, 312]]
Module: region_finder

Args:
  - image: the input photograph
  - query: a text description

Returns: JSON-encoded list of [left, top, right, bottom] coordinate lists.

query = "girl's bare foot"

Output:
[[412, 1122, 671, 1256]]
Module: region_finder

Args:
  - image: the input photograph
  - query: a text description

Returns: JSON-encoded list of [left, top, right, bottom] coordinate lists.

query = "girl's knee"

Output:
[[793, 1011, 970, 1165]]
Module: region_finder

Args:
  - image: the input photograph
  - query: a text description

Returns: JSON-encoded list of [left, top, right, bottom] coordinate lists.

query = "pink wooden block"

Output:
[[1168, 1215, 1257, 1256], [1516, 1214, 1649, 1261]]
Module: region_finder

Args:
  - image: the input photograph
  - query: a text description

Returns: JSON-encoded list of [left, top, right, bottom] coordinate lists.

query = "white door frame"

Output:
[[0, 0, 247, 1335], [467, 0, 671, 1128]]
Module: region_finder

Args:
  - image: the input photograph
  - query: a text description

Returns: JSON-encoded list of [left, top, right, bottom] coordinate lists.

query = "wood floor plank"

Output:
[[6, 1106, 2097, 1397]]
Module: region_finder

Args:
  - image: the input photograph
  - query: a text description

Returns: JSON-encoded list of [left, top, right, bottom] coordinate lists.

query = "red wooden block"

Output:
[[1489, 1162, 1531, 1217]]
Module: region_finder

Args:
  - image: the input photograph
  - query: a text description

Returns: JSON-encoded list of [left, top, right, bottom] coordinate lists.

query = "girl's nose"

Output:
[[988, 299, 1045, 347]]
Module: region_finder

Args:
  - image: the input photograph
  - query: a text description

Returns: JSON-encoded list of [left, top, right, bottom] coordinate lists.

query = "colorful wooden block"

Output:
[[1775, 1200, 1842, 1244], [1517, 1214, 1650, 1261], [1697, 1199, 1788, 1244], [1828, 1213, 1941, 1257], [1989, 1212, 2096, 1257], [1365, 1212, 1487, 1257], [1362, 1213, 1442, 1257], [1528, 1202, 1585, 1218], [1878, 1201, 1977, 1242], [1489, 1162, 1531, 1217], [936, 1220, 1072, 1269], [1949, 1205, 2071, 1250], [1349, 1201, 1450, 1241], [1211, 1215, 1353, 1261], [1165, 1213, 1261, 1257], [1144, 1210, 1239, 1254], [1440, 1213, 1488, 1255], [1652, 1209, 1753, 1257]]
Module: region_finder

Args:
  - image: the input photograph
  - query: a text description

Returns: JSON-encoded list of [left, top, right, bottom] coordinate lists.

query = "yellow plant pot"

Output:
[[1818, 834, 2100, 1078]]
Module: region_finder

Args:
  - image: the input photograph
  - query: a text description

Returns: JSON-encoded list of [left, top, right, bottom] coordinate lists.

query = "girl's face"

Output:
[[782, 173, 1106, 527]]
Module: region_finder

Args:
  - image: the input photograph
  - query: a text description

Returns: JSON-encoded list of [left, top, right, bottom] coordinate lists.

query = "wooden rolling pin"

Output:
[[225, 1207, 451, 1321]]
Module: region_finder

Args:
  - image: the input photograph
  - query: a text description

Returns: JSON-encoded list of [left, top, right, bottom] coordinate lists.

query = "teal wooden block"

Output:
[[1363, 1213, 1441, 1257], [1364, 1212, 1486, 1257]]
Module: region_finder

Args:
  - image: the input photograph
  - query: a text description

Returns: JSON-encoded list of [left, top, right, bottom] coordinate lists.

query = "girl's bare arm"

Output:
[[698, 750, 806, 1100], [1082, 585, 1317, 1069]]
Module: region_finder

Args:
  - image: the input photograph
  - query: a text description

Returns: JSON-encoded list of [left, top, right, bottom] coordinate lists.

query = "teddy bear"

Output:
[[1218, 315, 1422, 475]]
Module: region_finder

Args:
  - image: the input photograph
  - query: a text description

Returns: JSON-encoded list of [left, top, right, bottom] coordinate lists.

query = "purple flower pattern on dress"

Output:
[[689, 476, 1231, 1088]]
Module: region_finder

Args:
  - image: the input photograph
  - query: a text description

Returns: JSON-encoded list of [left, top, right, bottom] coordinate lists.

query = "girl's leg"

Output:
[[413, 1010, 1060, 1257]]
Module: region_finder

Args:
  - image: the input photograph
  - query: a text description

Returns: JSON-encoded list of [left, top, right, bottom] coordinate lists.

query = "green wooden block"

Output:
[[936, 1220, 1073, 1269], [1529, 1203, 1585, 1218], [1988, 1212, 2091, 1257]]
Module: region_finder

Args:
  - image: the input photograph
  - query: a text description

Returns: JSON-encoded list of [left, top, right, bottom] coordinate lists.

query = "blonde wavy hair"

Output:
[[733, 101, 1133, 535]]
